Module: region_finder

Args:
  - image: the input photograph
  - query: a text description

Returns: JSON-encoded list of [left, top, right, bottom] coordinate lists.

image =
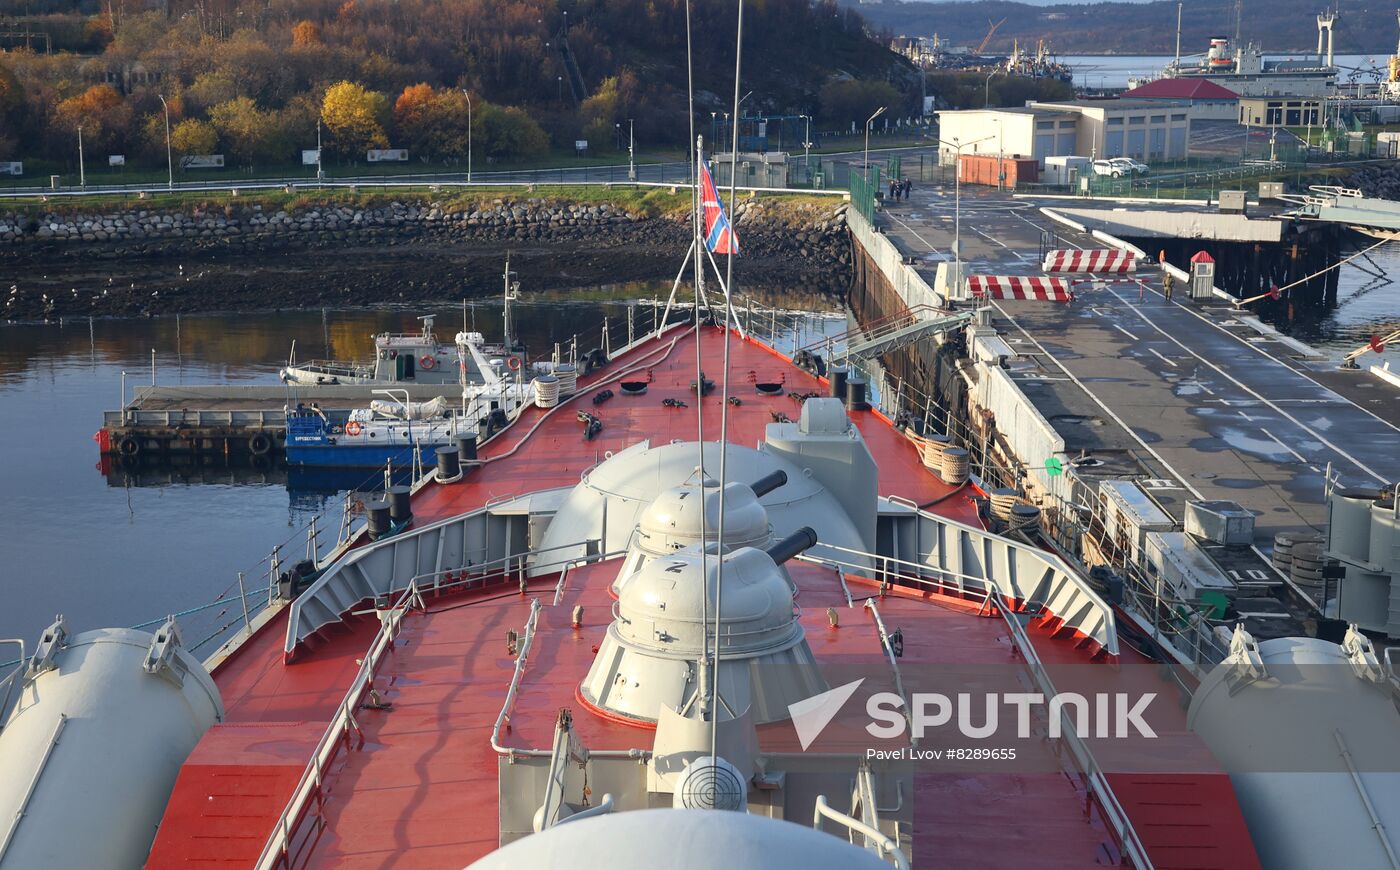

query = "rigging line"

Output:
[[686, 0, 712, 727], [712, 0, 745, 774]]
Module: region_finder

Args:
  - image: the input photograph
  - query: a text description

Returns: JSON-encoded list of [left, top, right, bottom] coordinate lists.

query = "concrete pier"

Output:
[[852, 185, 1400, 550]]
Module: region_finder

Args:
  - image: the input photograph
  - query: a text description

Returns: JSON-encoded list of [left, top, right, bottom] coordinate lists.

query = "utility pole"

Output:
[[315, 118, 324, 180], [627, 118, 635, 181], [77, 125, 85, 187], [157, 94, 173, 190], [938, 135, 993, 300]]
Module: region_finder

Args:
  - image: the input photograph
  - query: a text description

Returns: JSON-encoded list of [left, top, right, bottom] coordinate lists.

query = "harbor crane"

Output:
[[976, 18, 1006, 55]]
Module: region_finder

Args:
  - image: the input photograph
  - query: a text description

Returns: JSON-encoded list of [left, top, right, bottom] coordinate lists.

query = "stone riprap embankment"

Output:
[[1, 195, 851, 319]]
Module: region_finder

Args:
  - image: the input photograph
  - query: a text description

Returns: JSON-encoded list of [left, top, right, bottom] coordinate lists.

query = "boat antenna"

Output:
[[1174, 2, 1182, 71], [711, 0, 745, 778]]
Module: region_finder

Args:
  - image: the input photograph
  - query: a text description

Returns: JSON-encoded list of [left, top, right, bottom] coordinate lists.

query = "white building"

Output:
[[936, 99, 1193, 166]]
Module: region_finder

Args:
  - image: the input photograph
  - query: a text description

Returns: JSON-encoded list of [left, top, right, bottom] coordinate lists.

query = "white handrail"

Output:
[[863, 599, 915, 748], [491, 599, 543, 758], [996, 598, 1154, 869], [812, 795, 909, 870]]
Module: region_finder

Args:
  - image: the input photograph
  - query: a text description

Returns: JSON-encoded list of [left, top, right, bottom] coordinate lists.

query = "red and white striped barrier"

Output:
[[1042, 249, 1136, 274], [967, 275, 1072, 302]]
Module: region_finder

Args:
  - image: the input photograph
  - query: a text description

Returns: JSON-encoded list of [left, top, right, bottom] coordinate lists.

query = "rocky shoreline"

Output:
[[1, 196, 851, 320]]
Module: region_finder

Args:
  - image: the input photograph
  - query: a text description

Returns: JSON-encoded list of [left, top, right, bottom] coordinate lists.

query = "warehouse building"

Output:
[[936, 99, 1193, 166]]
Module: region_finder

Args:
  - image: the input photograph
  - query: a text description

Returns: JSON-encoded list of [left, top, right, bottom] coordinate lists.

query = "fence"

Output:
[[849, 165, 881, 224]]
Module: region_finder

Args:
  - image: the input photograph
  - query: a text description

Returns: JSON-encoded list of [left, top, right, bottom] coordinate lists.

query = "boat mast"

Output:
[[1174, 2, 1183, 72], [502, 256, 518, 351], [1233, 0, 1242, 63]]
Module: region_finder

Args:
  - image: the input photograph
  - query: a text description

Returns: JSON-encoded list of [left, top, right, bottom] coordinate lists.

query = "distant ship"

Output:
[[1130, 24, 1338, 98]]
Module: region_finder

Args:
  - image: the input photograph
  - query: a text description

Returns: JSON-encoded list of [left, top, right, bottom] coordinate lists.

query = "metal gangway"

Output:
[[1279, 185, 1400, 234], [801, 304, 975, 365]]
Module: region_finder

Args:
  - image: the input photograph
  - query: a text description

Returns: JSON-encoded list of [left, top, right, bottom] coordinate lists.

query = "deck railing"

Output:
[[996, 598, 1154, 870], [812, 795, 909, 870], [256, 543, 623, 868]]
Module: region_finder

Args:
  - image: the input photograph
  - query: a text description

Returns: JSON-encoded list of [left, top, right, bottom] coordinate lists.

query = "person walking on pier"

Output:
[[1162, 270, 1175, 302]]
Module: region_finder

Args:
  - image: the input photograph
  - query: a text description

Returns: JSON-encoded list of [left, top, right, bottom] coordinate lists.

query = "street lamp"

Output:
[[315, 118, 324, 180], [863, 105, 886, 173], [801, 114, 812, 173], [937, 134, 994, 300], [461, 90, 472, 183], [984, 71, 997, 108], [157, 94, 173, 190], [626, 118, 635, 181], [77, 125, 85, 187]]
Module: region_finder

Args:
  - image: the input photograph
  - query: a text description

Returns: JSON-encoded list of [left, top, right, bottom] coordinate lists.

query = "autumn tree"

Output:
[[170, 118, 218, 155], [291, 20, 322, 48], [210, 96, 275, 167], [393, 84, 474, 161], [321, 81, 388, 157], [53, 84, 133, 156], [475, 102, 548, 161], [0, 63, 22, 159]]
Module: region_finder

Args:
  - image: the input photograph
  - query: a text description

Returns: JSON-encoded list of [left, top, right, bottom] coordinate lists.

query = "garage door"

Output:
[[1126, 129, 1146, 158], [1105, 130, 1124, 157]]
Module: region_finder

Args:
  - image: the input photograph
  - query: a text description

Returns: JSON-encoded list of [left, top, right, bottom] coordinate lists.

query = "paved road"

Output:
[[877, 183, 1400, 544]]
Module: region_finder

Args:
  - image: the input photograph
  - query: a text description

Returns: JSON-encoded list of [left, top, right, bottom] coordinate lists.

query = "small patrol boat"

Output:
[[284, 382, 534, 468]]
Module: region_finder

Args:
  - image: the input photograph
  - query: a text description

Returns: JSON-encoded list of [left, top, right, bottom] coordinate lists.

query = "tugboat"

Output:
[[279, 263, 527, 386]]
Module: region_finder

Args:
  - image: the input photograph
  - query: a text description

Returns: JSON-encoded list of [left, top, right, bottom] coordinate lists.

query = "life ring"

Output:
[[118, 435, 141, 457], [507, 357, 522, 371], [420, 354, 437, 370], [346, 421, 363, 436], [249, 432, 273, 456]]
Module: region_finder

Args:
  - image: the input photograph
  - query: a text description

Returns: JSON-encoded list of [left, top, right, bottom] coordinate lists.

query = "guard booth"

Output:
[[1189, 251, 1216, 301]]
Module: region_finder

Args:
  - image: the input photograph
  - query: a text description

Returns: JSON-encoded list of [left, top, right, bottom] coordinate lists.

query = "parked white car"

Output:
[[1091, 158, 1149, 178], [1112, 157, 1150, 176]]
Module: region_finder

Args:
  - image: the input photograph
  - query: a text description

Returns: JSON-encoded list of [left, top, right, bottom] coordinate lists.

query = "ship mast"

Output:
[[711, 0, 745, 778], [1233, 0, 1242, 58], [1174, 2, 1183, 72]]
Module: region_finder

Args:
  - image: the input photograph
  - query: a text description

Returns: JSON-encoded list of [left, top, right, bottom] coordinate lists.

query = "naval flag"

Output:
[[700, 162, 739, 255]]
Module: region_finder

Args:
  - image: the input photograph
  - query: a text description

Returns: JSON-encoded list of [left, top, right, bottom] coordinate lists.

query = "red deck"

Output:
[[409, 326, 983, 528], [147, 325, 1259, 868]]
